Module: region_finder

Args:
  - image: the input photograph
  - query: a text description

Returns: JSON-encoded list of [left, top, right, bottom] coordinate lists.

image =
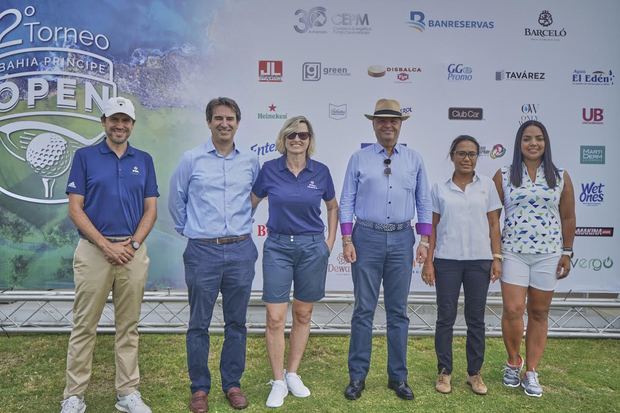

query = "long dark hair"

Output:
[[510, 120, 560, 189]]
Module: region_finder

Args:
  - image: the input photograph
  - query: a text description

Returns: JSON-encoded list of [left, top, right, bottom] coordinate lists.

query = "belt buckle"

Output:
[[216, 237, 223, 245]]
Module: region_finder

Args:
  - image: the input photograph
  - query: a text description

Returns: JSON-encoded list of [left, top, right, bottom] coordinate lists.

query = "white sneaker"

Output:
[[60, 396, 86, 413], [266, 379, 288, 408], [285, 371, 311, 397], [115, 391, 152, 413]]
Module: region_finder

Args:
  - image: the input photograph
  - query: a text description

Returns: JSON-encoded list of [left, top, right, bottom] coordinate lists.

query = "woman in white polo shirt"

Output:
[[422, 135, 502, 395]]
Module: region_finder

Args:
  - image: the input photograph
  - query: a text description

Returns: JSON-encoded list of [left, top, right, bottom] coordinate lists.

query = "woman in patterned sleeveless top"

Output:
[[492, 120, 576, 398]]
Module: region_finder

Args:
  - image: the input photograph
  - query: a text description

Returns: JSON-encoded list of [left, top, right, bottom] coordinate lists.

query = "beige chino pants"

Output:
[[63, 239, 149, 398]]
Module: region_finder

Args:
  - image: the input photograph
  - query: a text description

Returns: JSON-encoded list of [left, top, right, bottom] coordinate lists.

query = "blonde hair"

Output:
[[275, 115, 316, 157]]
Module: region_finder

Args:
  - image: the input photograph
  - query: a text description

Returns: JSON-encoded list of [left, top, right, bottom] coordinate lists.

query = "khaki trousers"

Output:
[[63, 239, 149, 398]]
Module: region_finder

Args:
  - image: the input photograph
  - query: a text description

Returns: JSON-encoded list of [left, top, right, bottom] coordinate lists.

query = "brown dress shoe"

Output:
[[225, 387, 249, 410], [189, 390, 208, 413]]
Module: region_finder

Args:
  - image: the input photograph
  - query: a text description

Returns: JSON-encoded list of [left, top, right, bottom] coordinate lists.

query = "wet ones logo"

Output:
[[0, 5, 116, 204]]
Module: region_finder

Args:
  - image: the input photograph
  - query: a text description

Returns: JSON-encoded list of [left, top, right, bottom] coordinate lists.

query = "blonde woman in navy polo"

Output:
[[252, 116, 338, 408], [421, 135, 502, 396]]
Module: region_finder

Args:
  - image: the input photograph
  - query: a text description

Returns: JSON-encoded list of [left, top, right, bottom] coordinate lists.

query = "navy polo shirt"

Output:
[[66, 139, 159, 237], [252, 156, 335, 235]]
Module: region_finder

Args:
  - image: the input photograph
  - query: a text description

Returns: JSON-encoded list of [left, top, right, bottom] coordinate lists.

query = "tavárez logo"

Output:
[[294, 7, 371, 35], [407, 10, 494, 32], [580, 146, 605, 164], [496, 70, 545, 81], [575, 227, 614, 237], [572, 70, 614, 86], [0, 5, 115, 204], [448, 107, 482, 120], [258, 60, 283, 82], [447, 64, 472, 81], [524, 10, 567, 40], [579, 181, 605, 206]]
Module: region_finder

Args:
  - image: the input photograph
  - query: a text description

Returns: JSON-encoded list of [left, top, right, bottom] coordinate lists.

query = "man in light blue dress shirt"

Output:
[[168, 97, 259, 412], [340, 99, 432, 401]]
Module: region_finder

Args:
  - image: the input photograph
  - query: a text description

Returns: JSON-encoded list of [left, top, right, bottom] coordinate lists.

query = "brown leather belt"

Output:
[[199, 234, 250, 245]]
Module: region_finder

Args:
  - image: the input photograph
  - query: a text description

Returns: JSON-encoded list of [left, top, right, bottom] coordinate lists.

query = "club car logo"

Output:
[[0, 5, 114, 204]]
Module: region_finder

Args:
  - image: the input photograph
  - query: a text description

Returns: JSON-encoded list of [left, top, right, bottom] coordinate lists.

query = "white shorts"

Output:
[[501, 250, 561, 291]]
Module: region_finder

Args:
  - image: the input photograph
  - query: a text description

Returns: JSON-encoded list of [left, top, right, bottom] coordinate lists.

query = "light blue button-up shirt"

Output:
[[339, 143, 432, 235], [168, 138, 260, 239]]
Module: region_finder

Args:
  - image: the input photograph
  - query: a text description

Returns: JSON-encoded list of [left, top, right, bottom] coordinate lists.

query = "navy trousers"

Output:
[[348, 224, 414, 382], [184, 237, 257, 393], [434, 258, 491, 376]]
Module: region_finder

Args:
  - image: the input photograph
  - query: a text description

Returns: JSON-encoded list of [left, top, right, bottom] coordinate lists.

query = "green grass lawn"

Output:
[[1, 334, 618, 412]]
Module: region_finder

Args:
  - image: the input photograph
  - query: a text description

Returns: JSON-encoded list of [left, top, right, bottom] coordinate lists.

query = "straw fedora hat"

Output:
[[364, 98, 410, 120]]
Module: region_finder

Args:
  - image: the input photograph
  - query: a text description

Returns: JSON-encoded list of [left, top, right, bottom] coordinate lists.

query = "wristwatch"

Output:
[[131, 239, 141, 250], [562, 247, 574, 258]]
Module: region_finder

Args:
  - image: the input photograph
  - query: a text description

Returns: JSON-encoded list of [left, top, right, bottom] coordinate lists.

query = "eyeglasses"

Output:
[[383, 158, 392, 176], [453, 151, 479, 159], [286, 132, 311, 141]]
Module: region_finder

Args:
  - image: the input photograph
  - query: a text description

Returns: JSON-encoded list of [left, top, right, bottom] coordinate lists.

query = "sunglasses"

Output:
[[383, 158, 392, 176], [286, 132, 311, 141]]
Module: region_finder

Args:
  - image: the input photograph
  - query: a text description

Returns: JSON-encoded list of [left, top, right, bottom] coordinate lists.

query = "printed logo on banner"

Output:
[[572, 70, 614, 86], [571, 256, 614, 271], [447, 64, 473, 81], [328, 253, 351, 274], [294, 7, 371, 35], [479, 144, 506, 159], [302, 62, 350, 81], [496, 70, 545, 81], [524, 10, 567, 40], [582, 108, 604, 124], [579, 182, 605, 206], [0, 5, 116, 204], [448, 107, 483, 120], [329, 104, 347, 120], [575, 227, 614, 237], [367, 65, 421, 83], [407, 11, 494, 31], [250, 142, 277, 157], [257, 104, 287, 120], [258, 60, 283, 82], [256, 224, 269, 237], [520, 103, 540, 124], [580, 146, 605, 164]]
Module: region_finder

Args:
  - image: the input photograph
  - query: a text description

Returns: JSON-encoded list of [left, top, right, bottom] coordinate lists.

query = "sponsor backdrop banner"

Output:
[[0, 1, 618, 292]]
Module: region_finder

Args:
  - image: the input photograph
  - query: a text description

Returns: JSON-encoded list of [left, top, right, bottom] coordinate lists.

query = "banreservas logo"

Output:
[[0, 5, 116, 204], [408, 11, 494, 32]]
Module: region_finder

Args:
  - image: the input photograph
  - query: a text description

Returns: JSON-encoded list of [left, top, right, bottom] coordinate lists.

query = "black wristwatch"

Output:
[[562, 247, 574, 258], [131, 239, 141, 250]]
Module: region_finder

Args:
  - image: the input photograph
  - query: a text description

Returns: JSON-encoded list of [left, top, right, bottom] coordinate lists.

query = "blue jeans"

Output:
[[434, 259, 491, 375], [348, 224, 414, 382], [184, 237, 257, 394]]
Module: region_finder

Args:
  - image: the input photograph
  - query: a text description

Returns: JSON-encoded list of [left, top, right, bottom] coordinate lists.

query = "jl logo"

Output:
[[0, 6, 117, 204]]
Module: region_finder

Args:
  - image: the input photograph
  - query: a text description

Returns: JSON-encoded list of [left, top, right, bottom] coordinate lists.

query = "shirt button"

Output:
[[389, 186, 393, 189], [387, 216, 390, 219], [388, 201, 392, 204]]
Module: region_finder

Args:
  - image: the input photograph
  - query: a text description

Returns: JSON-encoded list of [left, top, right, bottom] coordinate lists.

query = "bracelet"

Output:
[[419, 241, 430, 248], [343, 240, 353, 246], [492, 253, 504, 261]]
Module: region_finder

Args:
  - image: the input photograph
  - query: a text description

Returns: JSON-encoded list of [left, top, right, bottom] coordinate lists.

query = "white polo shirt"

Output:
[[431, 173, 502, 260]]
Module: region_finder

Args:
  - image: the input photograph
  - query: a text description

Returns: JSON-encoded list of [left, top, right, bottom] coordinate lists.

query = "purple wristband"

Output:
[[340, 222, 353, 236]]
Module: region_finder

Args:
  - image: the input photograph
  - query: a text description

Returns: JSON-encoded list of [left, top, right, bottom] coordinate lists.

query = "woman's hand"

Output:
[[421, 262, 435, 286]]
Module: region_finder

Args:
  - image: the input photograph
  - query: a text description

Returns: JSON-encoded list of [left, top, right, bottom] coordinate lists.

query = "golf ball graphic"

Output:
[[26, 133, 71, 178]]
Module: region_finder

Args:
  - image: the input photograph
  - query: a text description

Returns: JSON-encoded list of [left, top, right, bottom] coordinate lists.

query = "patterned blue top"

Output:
[[500, 163, 564, 254]]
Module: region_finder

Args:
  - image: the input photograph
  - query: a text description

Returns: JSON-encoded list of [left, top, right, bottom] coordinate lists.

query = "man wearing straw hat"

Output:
[[340, 98, 432, 401]]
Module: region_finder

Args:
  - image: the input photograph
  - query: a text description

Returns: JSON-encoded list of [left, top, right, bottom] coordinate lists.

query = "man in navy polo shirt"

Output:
[[169, 97, 259, 412], [60, 96, 158, 413]]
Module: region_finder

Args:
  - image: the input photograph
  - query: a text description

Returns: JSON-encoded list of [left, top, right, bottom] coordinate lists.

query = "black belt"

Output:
[[356, 219, 411, 232], [198, 234, 250, 245], [80, 236, 130, 244]]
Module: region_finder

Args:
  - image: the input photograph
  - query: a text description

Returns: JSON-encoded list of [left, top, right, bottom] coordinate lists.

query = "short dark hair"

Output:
[[448, 135, 479, 157], [510, 120, 560, 188], [100, 115, 135, 124], [205, 97, 241, 122]]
